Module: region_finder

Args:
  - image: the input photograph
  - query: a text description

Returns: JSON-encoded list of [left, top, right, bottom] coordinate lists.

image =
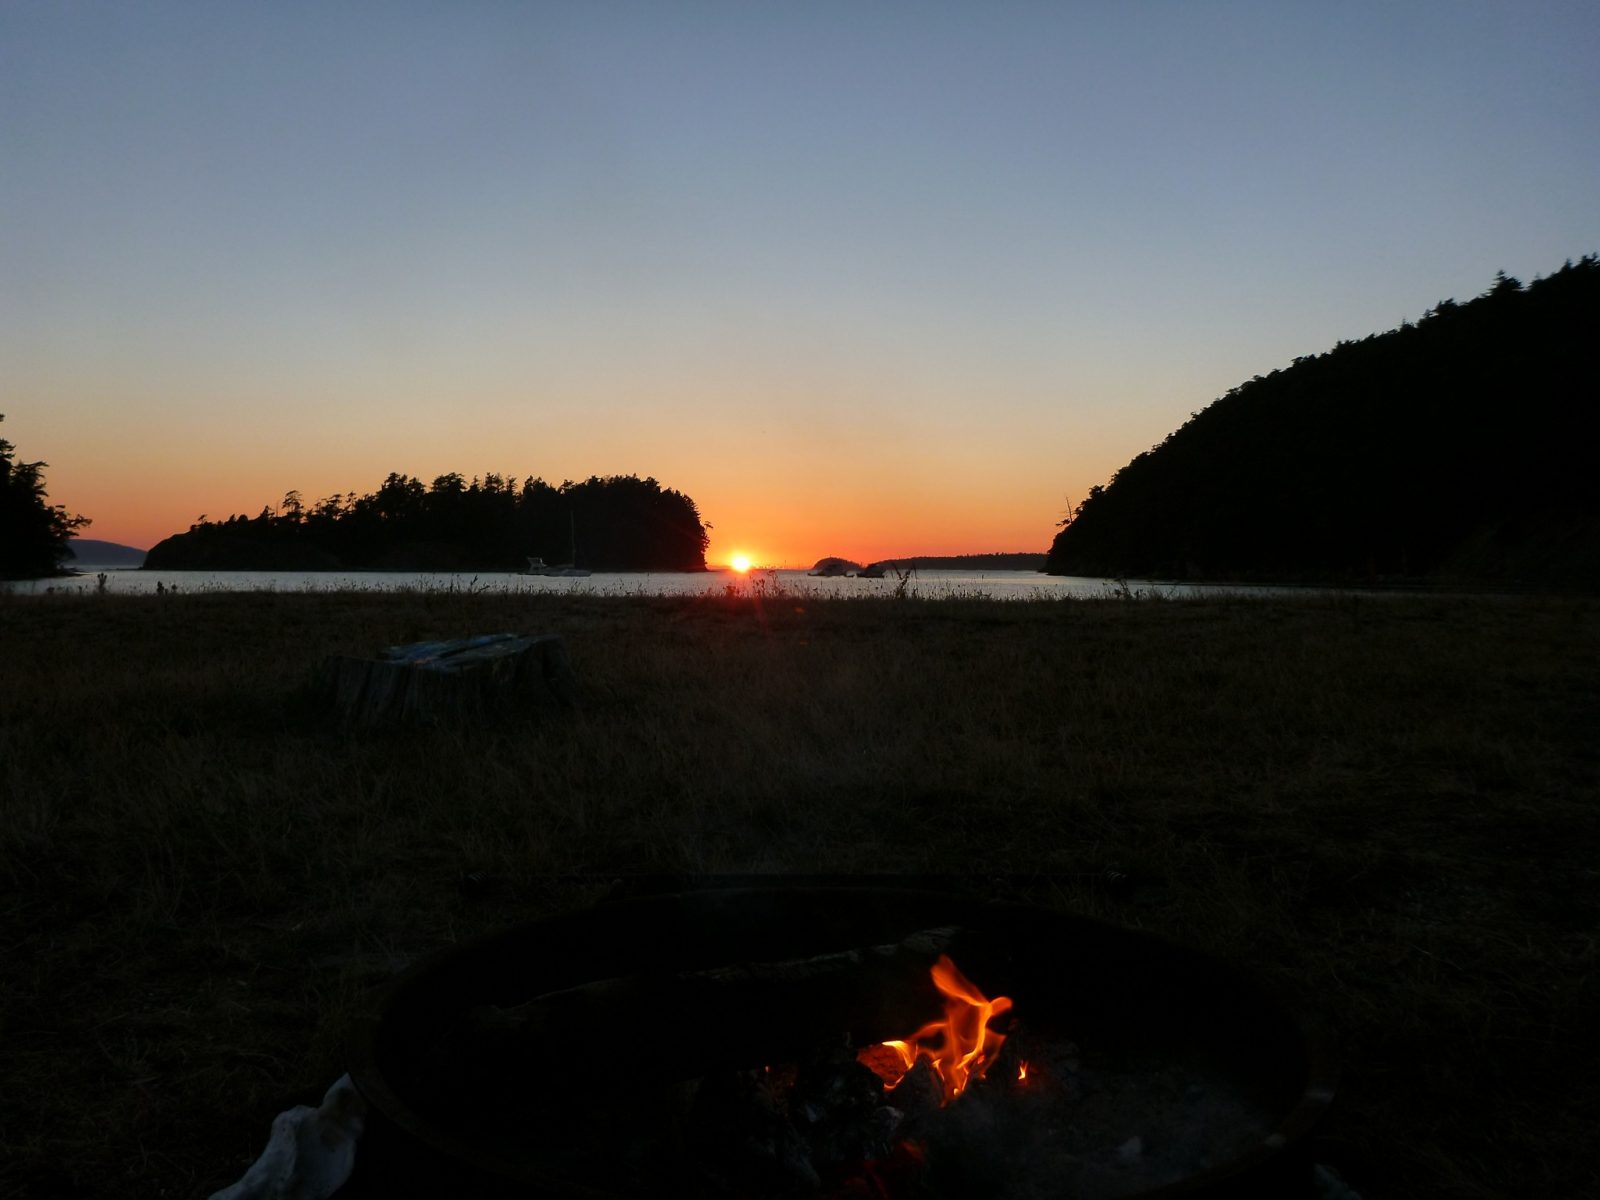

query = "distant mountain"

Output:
[[1047, 256, 1600, 589], [65, 538, 147, 568], [874, 553, 1047, 571], [811, 553, 1046, 575]]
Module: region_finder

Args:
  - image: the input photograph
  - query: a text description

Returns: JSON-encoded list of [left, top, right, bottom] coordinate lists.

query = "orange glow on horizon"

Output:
[[27, 390, 1077, 565], [63, 510, 1053, 569], [45, 454, 1062, 567], [58, 498, 1053, 569]]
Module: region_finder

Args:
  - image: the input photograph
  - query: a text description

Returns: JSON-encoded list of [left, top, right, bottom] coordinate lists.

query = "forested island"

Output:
[[1047, 256, 1600, 588], [143, 472, 709, 572]]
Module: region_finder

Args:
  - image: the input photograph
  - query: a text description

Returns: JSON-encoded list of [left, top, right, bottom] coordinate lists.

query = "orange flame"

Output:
[[857, 955, 1012, 1104]]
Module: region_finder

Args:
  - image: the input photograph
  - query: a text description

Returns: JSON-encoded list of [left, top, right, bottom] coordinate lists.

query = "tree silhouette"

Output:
[[0, 415, 90, 580], [143, 469, 710, 572], [1045, 256, 1600, 587]]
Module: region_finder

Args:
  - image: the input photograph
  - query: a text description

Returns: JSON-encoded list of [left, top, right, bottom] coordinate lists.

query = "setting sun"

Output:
[[730, 554, 752, 573]]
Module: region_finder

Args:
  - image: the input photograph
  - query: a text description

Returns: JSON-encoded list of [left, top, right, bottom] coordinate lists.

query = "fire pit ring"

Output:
[[346, 885, 1336, 1198]]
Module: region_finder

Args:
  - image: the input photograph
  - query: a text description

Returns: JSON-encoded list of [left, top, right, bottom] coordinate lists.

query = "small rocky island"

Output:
[[809, 553, 1046, 577]]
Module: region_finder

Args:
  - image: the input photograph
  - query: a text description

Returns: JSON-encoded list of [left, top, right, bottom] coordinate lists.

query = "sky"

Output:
[[4, 2, 1597, 567]]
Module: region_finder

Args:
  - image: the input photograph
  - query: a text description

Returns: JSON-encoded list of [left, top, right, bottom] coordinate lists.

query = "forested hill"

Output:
[[144, 473, 709, 572], [1046, 256, 1600, 588]]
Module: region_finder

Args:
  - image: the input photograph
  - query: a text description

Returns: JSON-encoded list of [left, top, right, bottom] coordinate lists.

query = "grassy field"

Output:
[[1, 587, 1596, 1198]]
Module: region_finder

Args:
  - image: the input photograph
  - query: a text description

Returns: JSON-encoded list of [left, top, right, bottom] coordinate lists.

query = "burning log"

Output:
[[429, 927, 969, 1106], [853, 954, 1012, 1104]]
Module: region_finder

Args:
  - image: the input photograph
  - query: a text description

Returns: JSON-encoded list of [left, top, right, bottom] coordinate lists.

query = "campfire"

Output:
[[856, 954, 1014, 1103], [674, 950, 1024, 1197], [348, 886, 1336, 1198]]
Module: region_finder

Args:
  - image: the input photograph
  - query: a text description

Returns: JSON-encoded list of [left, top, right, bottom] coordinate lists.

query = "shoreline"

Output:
[[12, 564, 1567, 605]]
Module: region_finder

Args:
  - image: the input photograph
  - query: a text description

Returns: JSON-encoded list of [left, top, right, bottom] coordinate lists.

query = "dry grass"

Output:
[[1, 587, 1596, 1198]]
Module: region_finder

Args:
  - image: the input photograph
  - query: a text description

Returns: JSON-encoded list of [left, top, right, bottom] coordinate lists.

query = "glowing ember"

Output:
[[857, 954, 1013, 1104]]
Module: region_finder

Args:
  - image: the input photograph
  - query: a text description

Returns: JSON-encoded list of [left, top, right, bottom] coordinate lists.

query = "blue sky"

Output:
[[4, 2, 1596, 563]]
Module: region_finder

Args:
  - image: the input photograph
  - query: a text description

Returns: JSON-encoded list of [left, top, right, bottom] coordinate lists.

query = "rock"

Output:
[[317, 633, 576, 726], [208, 1075, 365, 1200]]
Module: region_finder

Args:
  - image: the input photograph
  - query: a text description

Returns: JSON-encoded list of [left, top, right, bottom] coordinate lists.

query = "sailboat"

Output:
[[524, 512, 592, 577], [523, 557, 590, 577]]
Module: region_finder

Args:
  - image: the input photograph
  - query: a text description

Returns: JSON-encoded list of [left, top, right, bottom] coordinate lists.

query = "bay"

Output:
[[11, 568, 1202, 600]]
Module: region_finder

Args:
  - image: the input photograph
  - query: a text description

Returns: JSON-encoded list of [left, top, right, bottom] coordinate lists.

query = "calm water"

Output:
[[11, 567, 1227, 600]]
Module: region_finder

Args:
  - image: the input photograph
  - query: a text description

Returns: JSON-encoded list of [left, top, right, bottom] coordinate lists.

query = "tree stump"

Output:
[[319, 633, 575, 726]]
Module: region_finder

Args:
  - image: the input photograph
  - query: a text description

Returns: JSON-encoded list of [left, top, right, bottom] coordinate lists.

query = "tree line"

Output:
[[1, 415, 88, 580], [1046, 255, 1600, 588], [144, 471, 710, 572]]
